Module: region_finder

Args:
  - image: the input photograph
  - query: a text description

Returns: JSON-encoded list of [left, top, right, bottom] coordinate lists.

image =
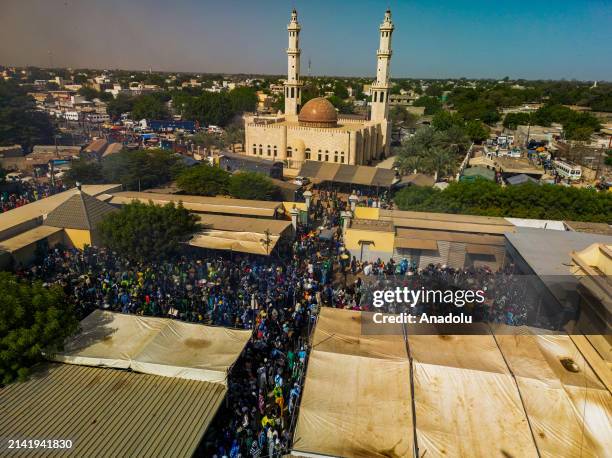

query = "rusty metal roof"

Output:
[[0, 363, 226, 457]]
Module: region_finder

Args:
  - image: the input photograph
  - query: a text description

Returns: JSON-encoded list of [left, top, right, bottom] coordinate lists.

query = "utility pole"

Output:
[[260, 229, 272, 256]]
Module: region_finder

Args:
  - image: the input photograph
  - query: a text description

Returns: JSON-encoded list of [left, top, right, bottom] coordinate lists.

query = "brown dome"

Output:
[[298, 97, 338, 128]]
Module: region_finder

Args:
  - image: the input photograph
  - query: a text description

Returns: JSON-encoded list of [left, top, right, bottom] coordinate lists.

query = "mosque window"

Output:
[[267, 145, 271, 156], [259, 144, 262, 155], [340, 153, 345, 164], [305, 148, 311, 160], [252, 144, 256, 154], [318, 150, 322, 161], [334, 151, 338, 163], [287, 146, 293, 158], [273, 146, 278, 156], [325, 150, 329, 162], [373, 91, 377, 102], [291, 87, 295, 98]]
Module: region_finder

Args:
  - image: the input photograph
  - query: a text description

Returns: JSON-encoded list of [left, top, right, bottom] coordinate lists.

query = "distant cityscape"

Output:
[[0, 6, 610, 458]]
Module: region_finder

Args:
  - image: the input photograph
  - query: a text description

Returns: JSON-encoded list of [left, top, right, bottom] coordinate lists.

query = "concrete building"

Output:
[[243, 9, 395, 170]]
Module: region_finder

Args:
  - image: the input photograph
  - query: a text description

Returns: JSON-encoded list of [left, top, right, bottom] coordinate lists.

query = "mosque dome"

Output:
[[298, 97, 338, 128]]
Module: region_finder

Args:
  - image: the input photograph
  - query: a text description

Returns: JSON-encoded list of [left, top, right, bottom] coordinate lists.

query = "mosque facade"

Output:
[[243, 9, 395, 170]]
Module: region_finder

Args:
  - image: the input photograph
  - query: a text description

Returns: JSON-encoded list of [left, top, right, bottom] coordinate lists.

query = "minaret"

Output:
[[284, 9, 303, 117], [371, 9, 394, 155]]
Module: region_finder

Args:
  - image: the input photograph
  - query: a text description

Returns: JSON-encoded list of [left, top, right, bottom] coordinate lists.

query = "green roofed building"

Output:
[[460, 166, 496, 182]]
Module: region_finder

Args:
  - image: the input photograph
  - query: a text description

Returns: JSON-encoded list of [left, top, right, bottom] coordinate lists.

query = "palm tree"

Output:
[[426, 148, 454, 181], [394, 155, 424, 175]]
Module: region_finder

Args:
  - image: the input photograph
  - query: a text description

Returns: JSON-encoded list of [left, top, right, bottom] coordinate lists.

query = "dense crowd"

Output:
[[332, 257, 556, 328], [0, 181, 65, 213], [18, 194, 344, 458]]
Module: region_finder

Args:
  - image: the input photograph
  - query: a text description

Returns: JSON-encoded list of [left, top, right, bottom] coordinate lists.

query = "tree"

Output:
[[390, 106, 418, 127], [0, 80, 55, 151], [176, 164, 231, 196], [107, 94, 135, 119], [228, 172, 279, 200], [464, 120, 489, 143], [0, 272, 79, 385], [394, 185, 438, 209], [183, 92, 233, 126], [327, 95, 353, 114], [97, 201, 200, 261], [65, 159, 105, 186], [228, 87, 258, 113], [503, 112, 531, 130], [78, 86, 100, 101], [394, 180, 612, 222], [427, 148, 454, 180], [432, 111, 464, 131], [413, 96, 442, 115], [132, 94, 169, 120], [102, 149, 182, 190]]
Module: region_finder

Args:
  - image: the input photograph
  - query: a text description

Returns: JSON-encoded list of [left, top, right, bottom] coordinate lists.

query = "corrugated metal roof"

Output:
[[44, 191, 118, 230], [0, 363, 226, 458]]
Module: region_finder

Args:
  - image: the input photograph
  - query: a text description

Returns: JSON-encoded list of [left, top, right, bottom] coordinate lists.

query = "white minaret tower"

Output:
[[284, 9, 303, 117], [371, 9, 394, 155]]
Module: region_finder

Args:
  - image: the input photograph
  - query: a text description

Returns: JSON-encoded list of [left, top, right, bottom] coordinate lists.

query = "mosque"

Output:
[[243, 9, 395, 170]]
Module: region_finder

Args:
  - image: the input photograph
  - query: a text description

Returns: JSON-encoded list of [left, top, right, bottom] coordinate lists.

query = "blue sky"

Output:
[[1, 0, 610, 80]]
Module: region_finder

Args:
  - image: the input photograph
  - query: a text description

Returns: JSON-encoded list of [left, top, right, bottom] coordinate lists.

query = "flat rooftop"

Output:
[[108, 191, 283, 218]]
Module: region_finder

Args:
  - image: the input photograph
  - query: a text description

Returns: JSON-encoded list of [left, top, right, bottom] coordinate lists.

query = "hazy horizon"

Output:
[[1, 0, 611, 81]]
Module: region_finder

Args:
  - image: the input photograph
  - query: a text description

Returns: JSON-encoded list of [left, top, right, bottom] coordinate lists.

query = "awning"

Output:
[[189, 230, 281, 255], [465, 243, 498, 255], [53, 310, 251, 385], [297, 161, 396, 187], [394, 237, 438, 250]]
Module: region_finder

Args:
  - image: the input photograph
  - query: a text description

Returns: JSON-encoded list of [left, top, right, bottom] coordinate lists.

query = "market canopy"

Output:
[[292, 308, 414, 458], [298, 161, 397, 187], [291, 308, 612, 458], [53, 310, 251, 385]]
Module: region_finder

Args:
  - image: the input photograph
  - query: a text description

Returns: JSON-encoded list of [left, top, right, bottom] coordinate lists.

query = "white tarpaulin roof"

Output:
[[53, 310, 251, 385], [293, 308, 414, 458], [292, 309, 612, 458]]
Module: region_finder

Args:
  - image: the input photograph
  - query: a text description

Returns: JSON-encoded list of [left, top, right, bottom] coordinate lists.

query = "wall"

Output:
[[344, 228, 395, 261], [354, 207, 380, 221], [64, 229, 92, 249]]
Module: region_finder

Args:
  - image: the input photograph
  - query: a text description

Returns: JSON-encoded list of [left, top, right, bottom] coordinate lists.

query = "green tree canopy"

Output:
[[413, 96, 442, 115], [183, 92, 233, 126], [106, 94, 135, 119], [0, 80, 55, 151], [394, 180, 612, 222], [0, 272, 79, 385], [77, 86, 100, 101], [176, 164, 231, 196], [64, 159, 105, 186], [132, 94, 169, 120], [228, 87, 258, 113], [326, 95, 353, 114], [101, 149, 182, 190], [464, 120, 490, 143], [97, 201, 200, 261], [228, 172, 279, 200]]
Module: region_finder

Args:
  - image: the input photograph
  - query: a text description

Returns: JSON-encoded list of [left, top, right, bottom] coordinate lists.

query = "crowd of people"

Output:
[[0, 180, 65, 213], [11, 184, 560, 456], [331, 257, 559, 328], [18, 192, 345, 458]]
